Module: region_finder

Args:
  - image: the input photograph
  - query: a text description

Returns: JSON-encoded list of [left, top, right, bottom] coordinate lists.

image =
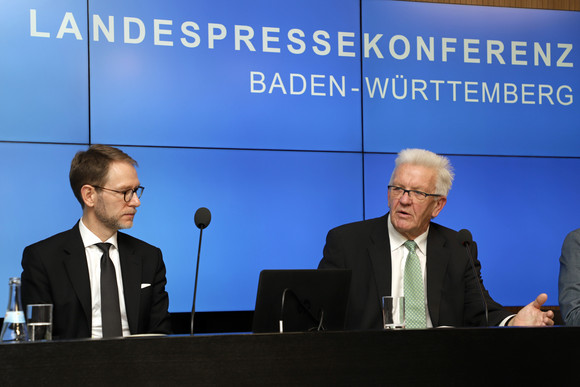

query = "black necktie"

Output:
[[96, 243, 123, 338]]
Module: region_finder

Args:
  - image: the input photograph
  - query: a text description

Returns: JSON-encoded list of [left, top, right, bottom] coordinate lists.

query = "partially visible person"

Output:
[[559, 228, 580, 326], [319, 148, 554, 330], [21, 144, 171, 339]]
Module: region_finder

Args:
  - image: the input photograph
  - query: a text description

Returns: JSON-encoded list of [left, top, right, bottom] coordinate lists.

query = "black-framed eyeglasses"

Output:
[[93, 185, 144, 202], [388, 185, 441, 201]]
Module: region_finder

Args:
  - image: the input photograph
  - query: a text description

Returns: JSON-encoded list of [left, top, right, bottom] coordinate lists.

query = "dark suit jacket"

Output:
[[318, 214, 511, 330], [21, 223, 172, 339]]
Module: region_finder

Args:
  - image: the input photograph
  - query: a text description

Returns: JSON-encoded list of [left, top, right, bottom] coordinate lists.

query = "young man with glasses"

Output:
[[319, 148, 554, 330], [21, 144, 171, 339]]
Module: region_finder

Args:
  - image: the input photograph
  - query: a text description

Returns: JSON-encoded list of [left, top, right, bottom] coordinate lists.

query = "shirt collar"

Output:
[[387, 213, 429, 255], [79, 218, 118, 249]]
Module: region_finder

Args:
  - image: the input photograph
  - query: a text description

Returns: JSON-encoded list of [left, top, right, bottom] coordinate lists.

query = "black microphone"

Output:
[[194, 207, 211, 229], [458, 229, 489, 327], [191, 207, 211, 335]]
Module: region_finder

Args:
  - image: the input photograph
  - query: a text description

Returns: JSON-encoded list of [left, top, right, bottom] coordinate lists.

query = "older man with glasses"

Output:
[[21, 144, 171, 340], [319, 148, 554, 330]]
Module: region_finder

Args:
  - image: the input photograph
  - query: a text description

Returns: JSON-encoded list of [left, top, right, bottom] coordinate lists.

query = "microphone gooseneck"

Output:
[[458, 229, 489, 327], [191, 207, 212, 335]]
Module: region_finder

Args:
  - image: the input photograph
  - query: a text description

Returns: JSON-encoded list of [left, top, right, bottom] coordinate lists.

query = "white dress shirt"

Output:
[[79, 219, 131, 338], [387, 214, 513, 327]]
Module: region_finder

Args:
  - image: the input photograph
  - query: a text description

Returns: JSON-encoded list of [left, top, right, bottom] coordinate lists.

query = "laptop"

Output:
[[252, 269, 351, 333]]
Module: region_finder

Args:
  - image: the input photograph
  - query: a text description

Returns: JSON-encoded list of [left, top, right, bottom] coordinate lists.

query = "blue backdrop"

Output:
[[1, 0, 578, 312]]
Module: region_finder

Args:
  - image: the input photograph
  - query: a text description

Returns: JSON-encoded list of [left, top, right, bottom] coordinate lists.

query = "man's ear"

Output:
[[81, 185, 97, 208], [431, 196, 447, 219]]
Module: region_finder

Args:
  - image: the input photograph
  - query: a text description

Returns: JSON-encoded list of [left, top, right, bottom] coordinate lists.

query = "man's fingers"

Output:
[[532, 293, 548, 308]]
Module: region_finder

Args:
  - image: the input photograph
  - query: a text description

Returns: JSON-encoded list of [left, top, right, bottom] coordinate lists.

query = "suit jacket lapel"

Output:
[[369, 215, 391, 301], [426, 224, 450, 326], [118, 234, 141, 334], [63, 224, 92, 330]]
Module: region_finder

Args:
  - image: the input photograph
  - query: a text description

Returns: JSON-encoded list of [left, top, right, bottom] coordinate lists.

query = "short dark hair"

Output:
[[69, 144, 138, 207]]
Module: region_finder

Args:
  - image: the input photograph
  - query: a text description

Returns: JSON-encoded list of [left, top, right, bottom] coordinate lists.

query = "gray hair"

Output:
[[389, 148, 455, 196]]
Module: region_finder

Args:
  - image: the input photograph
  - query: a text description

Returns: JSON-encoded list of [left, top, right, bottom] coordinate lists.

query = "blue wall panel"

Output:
[[0, 0, 578, 311]]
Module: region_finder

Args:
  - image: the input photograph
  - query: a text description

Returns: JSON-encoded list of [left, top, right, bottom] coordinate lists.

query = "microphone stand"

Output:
[[460, 231, 489, 327], [191, 226, 204, 335]]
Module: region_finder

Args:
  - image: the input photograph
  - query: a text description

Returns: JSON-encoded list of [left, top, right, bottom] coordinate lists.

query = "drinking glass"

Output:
[[26, 304, 53, 341], [382, 296, 405, 330]]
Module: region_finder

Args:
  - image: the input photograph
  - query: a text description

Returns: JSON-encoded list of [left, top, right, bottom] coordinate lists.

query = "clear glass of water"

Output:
[[382, 296, 405, 330], [26, 304, 53, 341]]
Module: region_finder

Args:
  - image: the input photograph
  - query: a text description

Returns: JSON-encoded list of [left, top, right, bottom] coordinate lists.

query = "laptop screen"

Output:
[[252, 269, 351, 333]]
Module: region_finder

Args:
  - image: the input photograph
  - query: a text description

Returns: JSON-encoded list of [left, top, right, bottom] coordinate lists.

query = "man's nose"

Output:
[[129, 194, 141, 207], [399, 190, 412, 203]]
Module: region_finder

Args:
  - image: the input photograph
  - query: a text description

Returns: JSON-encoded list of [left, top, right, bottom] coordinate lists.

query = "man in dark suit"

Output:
[[21, 145, 171, 339], [558, 228, 580, 325], [319, 148, 554, 330]]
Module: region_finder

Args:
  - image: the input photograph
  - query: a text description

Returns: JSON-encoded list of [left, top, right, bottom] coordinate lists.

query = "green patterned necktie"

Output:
[[404, 240, 426, 329]]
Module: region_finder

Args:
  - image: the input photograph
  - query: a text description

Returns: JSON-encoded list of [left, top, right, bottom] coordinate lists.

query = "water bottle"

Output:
[[1, 277, 29, 342]]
